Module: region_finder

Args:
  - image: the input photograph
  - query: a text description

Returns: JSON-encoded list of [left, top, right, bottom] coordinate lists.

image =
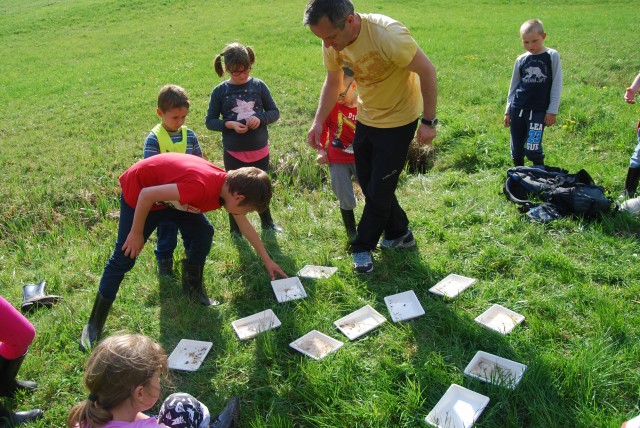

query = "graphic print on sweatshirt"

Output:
[[232, 99, 256, 121]]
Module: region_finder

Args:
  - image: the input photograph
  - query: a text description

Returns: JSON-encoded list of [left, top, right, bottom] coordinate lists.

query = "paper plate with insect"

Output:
[[384, 290, 425, 322], [232, 309, 282, 340], [474, 304, 525, 335], [334, 305, 386, 340], [289, 330, 343, 360], [168, 339, 213, 371], [271, 277, 307, 303]]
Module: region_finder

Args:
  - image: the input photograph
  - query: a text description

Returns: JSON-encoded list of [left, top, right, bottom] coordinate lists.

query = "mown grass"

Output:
[[1, 0, 640, 427]]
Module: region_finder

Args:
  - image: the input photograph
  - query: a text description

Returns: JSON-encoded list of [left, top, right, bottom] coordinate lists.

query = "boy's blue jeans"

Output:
[[98, 195, 214, 300], [154, 222, 192, 261]]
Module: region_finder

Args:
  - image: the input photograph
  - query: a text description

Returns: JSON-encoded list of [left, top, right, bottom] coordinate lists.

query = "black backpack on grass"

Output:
[[503, 166, 613, 222]]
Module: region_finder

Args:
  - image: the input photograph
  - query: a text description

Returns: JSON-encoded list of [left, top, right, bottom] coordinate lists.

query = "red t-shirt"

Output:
[[322, 103, 357, 164], [119, 153, 226, 213]]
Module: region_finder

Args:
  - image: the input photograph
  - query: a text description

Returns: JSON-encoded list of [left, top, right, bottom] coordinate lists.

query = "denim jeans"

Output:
[[98, 195, 214, 300], [351, 119, 417, 252], [154, 221, 191, 261]]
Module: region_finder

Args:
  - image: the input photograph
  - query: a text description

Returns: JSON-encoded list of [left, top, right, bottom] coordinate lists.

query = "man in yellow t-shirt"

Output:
[[304, 0, 438, 273]]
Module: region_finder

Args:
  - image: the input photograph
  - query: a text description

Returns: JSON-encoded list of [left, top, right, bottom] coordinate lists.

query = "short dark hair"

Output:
[[303, 0, 354, 28], [157, 84, 190, 112], [226, 167, 272, 213]]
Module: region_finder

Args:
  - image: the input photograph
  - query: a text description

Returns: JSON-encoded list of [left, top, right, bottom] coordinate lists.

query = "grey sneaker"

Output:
[[353, 251, 374, 273], [379, 229, 416, 249]]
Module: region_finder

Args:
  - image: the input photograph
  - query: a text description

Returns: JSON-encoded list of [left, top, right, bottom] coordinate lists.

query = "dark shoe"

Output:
[[21, 281, 62, 313], [340, 208, 357, 243], [379, 229, 416, 249], [621, 167, 640, 201], [79, 292, 114, 352], [513, 158, 524, 167], [0, 402, 43, 427], [182, 260, 219, 306], [210, 397, 240, 428], [352, 251, 374, 274], [0, 353, 36, 397], [157, 258, 174, 276]]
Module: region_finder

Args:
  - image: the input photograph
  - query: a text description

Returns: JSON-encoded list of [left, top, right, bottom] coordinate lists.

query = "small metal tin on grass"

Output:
[[231, 309, 282, 340]]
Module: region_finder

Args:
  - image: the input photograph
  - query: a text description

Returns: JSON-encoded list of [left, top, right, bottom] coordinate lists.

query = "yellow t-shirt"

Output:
[[323, 13, 422, 128]]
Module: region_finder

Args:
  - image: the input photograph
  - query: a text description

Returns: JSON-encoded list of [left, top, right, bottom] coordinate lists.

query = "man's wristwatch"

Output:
[[421, 117, 438, 127]]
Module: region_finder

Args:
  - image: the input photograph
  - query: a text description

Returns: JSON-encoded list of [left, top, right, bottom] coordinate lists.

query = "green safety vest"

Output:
[[152, 124, 188, 153]]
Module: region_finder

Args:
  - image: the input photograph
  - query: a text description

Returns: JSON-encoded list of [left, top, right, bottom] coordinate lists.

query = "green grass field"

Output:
[[2, 0, 640, 427]]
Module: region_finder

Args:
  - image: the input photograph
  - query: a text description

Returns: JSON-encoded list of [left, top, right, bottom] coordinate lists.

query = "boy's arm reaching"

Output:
[[122, 184, 180, 258], [233, 214, 287, 279]]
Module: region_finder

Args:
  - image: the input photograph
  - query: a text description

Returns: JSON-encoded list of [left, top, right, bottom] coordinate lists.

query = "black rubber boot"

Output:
[[181, 260, 219, 306], [228, 214, 242, 239], [20, 281, 62, 313], [157, 258, 174, 276], [259, 208, 283, 232], [621, 167, 640, 200], [0, 402, 43, 427], [210, 397, 240, 428], [340, 208, 357, 243], [0, 353, 36, 397], [79, 292, 114, 352]]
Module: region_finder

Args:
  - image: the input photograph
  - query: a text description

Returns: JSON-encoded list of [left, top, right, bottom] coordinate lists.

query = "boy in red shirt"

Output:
[[316, 70, 358, 242], [79, 153, 287, 351]]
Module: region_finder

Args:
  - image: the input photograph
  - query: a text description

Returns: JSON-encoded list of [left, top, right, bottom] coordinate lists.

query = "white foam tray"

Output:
[[425, 384, 490, 428], [464, 350, 527, 389], [429, 274, 477, 298], [297, 265, 338, 279], [231, 309, 282, 340], [334, 305, 386, 340], [167, 339, 213, 371], [384, 290, 425, 322], [475, 304, 525, 335], [271, 277, 307, 303], [289, 330, 343, 360]]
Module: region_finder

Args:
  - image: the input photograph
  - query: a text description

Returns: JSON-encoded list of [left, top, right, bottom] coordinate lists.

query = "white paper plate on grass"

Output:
[[429, 274, 477, 298], [474, 304, 525, 335], [297, 265, 338, 279], [464, 351, 527, 389], [271, 277, 307, 303], [289, 330, 343, 360], [167, 339, 213, 371], [425, 384, 490, 428], [384, 290, 425, 322], [334, 305, 386, 340], [231, 309, 282, 340]]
